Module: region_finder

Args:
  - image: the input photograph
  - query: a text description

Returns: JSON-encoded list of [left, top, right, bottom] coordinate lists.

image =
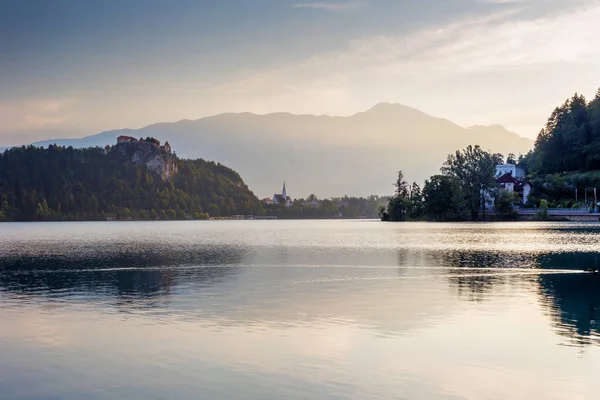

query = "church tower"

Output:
[[282, 181, 287, 198]]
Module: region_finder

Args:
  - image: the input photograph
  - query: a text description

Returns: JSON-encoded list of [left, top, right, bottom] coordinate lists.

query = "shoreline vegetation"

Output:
[[380, 87, 600, 222], [0, 140, 387, 222], [3, 88, 600, 223]]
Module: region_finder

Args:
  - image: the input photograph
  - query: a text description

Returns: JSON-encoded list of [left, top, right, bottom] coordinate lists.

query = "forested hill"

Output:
[[0, 144, 261, 221], [3, 103, 532, 197], [525, 89, 600, 174]]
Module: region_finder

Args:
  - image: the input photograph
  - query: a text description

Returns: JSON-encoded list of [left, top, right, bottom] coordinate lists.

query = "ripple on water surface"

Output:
[[1, 221, 600, 400]]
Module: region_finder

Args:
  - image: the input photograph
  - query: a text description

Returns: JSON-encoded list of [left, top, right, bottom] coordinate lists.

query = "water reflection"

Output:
[[0, 244, 245, 308], [3, 222, 600, 399], [538, 273, 600, 346], [1, 222, 600, 347], [394, 246, 600, 343]]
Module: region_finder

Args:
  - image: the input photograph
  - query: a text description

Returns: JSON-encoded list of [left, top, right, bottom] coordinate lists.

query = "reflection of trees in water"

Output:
[[536, 252, 600, 271], [537, 273, 600, 346], [414, 247, 600, 346], [0, 244, 246, 308], [422, 249, 538, 269], [404, 249, 534, 302], [449, 273, 506, 303]]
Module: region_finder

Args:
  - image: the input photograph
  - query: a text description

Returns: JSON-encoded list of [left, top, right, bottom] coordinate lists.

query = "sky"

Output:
[[1, 0, 600, 145]]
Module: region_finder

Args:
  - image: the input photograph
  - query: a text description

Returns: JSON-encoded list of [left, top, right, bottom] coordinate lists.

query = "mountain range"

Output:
[[1, 103, 533, 197]]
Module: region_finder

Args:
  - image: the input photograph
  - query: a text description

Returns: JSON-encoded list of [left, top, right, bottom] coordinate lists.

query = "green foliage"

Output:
[[527, 90, 600, 174], [384, 147, 506, 222], [193, 212, 210, 220], [387, 196, 409, 222], [378, 205, 389, 221], [265, 195, 386, 220], [407, 182, 424, 220], [494, 191, 519, 221], [386, 171, 411, 221], [422, 175, 464, 221], [441, 145, 501, 221], [537, 199, 549, 220], [394, 170, 409, 198], [0, 145, 260, 221]]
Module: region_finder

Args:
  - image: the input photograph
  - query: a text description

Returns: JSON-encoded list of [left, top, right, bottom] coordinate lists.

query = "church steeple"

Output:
[[282, 181, 287, 198]]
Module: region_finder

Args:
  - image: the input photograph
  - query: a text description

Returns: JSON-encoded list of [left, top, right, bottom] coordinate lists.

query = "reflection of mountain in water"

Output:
[[538, 273, 600, 346], [0, 244, 246, 306]]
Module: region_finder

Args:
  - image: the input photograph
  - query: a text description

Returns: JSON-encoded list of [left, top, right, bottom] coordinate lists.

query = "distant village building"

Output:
[[486, 163, 531, 209], [495, 163, 525, 179], [117, 135, 138, 144], [161, 141, 172, 153], [496, 171, 531, 205], [116, 136, 171, 153], [268, 181, 293, 207]]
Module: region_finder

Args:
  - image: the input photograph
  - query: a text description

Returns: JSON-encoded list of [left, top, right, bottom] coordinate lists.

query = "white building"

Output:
[[496, 173, 531, 205], [269, 182, 293, 207], [495, 164, 525, 179], [484, 163, 531, 209]]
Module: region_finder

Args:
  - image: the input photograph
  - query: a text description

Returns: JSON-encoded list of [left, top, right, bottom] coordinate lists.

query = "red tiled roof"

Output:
[[496, 173, 519, 184]]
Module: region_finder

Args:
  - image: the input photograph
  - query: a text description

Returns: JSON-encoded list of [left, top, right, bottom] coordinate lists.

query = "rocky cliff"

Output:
[[113, 141, 177, 180]]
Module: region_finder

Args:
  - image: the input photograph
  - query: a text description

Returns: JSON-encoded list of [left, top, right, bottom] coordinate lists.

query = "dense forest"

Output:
[[524, 89, 600, 174], [381, 145, 507, 222], [517, 88, 600, 207], [0, 144, 261, 221]]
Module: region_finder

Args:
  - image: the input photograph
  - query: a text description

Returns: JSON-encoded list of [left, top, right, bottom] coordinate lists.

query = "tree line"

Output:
[[523, 89, 600, 174], [519, 88, 600, 208], [382, 87, 600, 220], [381, 145, 513, 222], [0, 145, 261, 221], [263, 195, 388, 219]]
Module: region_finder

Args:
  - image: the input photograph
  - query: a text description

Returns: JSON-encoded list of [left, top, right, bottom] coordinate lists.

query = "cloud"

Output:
[[0, 98, 75, 131], [206, 1, 600, 136], [3, 0, 599, 138], [292, 1, 361, 11]]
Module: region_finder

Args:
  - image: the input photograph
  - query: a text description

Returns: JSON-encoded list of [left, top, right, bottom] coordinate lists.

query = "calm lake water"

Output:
[[1, 221, 600, 400]]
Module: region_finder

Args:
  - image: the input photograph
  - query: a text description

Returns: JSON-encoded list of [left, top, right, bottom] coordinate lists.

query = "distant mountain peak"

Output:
[[468, 124, 508, 131], [1, 102, 533, 197], [366, 102, 421, 112], [355, 103, 435, 121]]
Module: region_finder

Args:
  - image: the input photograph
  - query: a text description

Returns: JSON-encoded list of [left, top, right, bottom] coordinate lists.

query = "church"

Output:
[[265, 182, 293, 207]]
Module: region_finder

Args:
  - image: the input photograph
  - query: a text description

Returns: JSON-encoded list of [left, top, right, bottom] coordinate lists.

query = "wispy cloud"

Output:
[[209, 1, 600, 136], [3, 0, 599, 138], [0, 98, 74, 131], [292, 2, 361, 11]]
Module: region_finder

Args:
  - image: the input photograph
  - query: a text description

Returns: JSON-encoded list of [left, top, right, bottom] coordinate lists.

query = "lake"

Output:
[[1, 221, 600, 400]]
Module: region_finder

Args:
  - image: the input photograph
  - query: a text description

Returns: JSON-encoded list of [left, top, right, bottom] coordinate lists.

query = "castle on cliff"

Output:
[[115, 135, 177, 180], [117, 135, 171, 153]]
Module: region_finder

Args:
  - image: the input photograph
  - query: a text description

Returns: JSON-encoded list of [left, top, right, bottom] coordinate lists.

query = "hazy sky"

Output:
[[1, 0, 599, 144]]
